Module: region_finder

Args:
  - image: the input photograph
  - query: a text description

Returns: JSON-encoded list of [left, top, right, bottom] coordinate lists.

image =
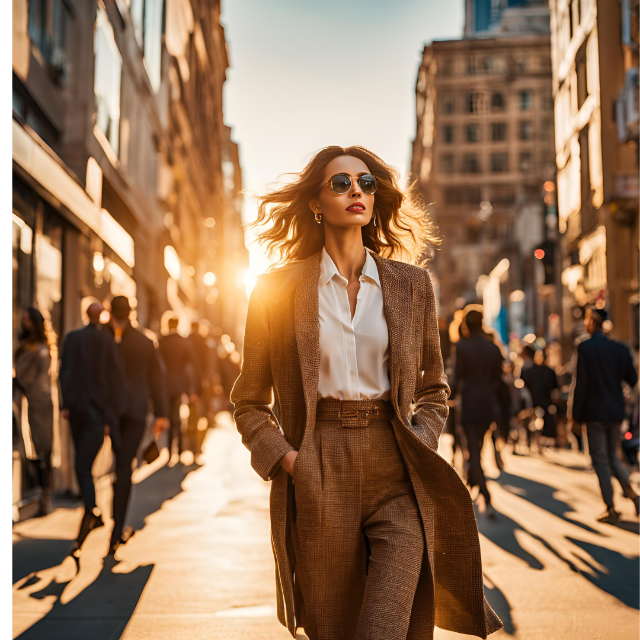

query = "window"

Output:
[[28, 0, 68, 64], [466, 124, 481, 143], [519, 121, 534, 140], [491, 92, 505, 111], [466, 92, 482, 113], [94, 6, 123, 156], [441, 93, 456, 114], [519, 152, 533, 171], [491, 122, 507, 141], [519, 90, 532, 111], [442, 125, 455, 144], [462, 154, 481, 173], [441, 154, 455, 174], [491, 153, 508, 172], [576, 48, 588, 109], [130, 0, 164, 93], [466, 57, 479, 75], [483, 56, 494, 73]]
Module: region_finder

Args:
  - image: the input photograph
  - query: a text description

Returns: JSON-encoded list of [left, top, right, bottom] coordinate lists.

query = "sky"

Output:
[[220, 0, 463, 277]]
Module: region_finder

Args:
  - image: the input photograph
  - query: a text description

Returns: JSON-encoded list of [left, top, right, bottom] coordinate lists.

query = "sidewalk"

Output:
[[12, 416, 640, 639]]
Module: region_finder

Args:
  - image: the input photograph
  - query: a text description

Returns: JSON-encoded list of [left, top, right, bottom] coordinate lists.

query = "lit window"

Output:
[[94, 7, 122, 156], [28, 0, 68, 64]]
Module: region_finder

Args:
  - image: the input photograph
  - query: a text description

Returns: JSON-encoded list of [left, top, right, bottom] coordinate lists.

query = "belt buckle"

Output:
[[342, 410, 358, 418]]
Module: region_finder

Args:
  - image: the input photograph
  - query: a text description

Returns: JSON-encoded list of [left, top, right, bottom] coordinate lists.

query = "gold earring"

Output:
[[315, 209, 323, 224]]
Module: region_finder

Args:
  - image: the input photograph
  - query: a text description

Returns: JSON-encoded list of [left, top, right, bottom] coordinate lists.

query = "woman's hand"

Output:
[[280, 450, 298, 476]]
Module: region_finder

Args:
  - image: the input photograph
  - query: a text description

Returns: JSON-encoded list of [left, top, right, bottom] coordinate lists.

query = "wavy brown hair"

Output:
[[251, 145, 441, 268]]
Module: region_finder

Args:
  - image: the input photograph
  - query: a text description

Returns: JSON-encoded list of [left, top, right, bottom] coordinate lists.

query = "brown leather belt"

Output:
[[316, 398, 395, 427]]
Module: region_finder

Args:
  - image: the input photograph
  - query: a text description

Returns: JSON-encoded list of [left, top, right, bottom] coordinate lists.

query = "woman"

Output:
[[231, 146, 503, 640], [14, 307, 55, 516]]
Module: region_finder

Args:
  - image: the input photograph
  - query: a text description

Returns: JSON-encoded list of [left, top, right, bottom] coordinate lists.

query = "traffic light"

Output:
[[534, 240, 555, 285]]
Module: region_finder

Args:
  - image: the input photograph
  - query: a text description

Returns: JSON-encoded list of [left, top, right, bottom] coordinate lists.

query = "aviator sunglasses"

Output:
[[323, 173, 379, 195]]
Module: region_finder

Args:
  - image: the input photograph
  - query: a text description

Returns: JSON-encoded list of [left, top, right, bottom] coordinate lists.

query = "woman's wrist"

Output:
[[280, 450, 298, 475]]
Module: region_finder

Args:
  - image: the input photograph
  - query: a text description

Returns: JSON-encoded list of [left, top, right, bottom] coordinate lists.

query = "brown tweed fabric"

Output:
[[293, 408, 424, 640], [231, 248, 504, 639]]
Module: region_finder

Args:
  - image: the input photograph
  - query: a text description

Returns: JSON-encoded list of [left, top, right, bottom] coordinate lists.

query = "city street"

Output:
[[12, 414, 639, 640]]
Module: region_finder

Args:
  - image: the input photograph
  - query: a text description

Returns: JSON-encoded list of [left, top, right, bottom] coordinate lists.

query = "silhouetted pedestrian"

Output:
[[159, 317, 198, 458], [14, 308, 54, 517], [59, 302, 126, 556], [452, 306, 503, 517], [521, 346, 559, 443], [108, 296, 168, 554], [568, 306, 639, 523]]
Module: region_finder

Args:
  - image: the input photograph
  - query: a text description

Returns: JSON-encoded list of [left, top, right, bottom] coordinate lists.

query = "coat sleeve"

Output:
[[411, 268, 451, 452], [623, 347, 638, 389], [568, 346, 586, 422], [230, 278, 294, 481], [149, 342, 169, 418]]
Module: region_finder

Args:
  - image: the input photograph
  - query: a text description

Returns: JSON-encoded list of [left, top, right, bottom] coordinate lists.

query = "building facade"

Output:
[[549, 0, 639, 351], [12, 0, 246, 518], [412, 30, 556, 342]]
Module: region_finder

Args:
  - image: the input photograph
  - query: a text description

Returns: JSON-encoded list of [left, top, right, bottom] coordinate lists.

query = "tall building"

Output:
[[412, 29, 556, 341], [549, 0, 639, 350], [464, 0, 550, 37], [12, 0, 247, 518]]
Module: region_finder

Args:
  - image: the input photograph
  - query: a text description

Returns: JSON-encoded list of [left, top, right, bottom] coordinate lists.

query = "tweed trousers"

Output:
[[292, 401, 426, 640]]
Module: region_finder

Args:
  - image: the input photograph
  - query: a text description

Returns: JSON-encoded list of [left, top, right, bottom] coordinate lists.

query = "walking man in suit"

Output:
[[108, 296, 169, 554], [452, 306, 504, 518], [159, 317, 197, 460], [569, 306, 639, 523], [60, 302, 127, 557]]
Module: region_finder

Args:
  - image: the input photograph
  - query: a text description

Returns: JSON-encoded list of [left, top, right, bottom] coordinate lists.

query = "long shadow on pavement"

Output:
[[13, 461, 202, 639], [15, 557, 153, 640], [567, 537, 639, 609], [479, 469, 640, 611], [494, 470, 600, 535]]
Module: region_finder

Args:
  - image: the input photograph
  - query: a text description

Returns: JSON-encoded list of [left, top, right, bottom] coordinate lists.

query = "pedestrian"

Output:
[[187, 321, 210, 455], [159, 316, 198, 459], [14, 308, 54, 517], [452, 305, 503, 518], [521, 346, 559, 448], [107, 296, 169, 553], [231, 146, 502, 640], [568, 306, 640, 523], [59, 302, 127, 556]]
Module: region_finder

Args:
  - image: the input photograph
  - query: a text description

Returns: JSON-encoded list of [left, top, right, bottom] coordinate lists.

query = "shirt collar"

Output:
[[319, 246, 381, 289]]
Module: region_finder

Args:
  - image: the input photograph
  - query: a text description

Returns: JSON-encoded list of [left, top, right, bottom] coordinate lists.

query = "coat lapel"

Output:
[[294, 250, 322, 429], [370, 252, 412, 416]]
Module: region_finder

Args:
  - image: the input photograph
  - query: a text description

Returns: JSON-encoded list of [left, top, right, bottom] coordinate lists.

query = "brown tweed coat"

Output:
[[231, 248, 503, 639]]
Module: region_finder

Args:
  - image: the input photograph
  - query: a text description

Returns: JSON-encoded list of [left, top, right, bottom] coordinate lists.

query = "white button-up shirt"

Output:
[[317, 246, 391, 400]]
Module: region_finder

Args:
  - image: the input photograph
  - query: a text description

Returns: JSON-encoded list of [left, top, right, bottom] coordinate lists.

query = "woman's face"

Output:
[[310, 155, 375, 229]]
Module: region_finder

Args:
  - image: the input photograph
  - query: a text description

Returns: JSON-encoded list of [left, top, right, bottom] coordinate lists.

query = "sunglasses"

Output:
[[323, 173, 379, 195]]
